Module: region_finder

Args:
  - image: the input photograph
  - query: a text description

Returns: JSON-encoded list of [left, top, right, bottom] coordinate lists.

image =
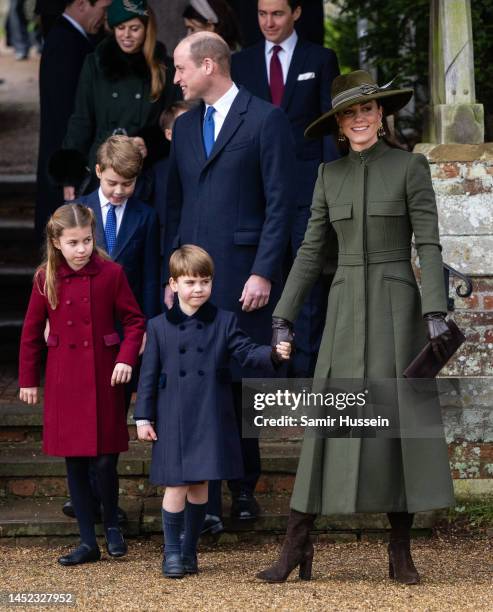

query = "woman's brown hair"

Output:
[[140, 7, 165, 101], [35, 204, 109, 310]]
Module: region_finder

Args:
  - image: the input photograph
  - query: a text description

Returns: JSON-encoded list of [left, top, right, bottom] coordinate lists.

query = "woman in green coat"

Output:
[[60, 0, 177, 199], [257, 71, 455, 585]]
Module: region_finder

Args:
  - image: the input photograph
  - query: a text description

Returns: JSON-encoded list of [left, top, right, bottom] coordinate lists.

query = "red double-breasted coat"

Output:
[[19, 254, 145, 457]]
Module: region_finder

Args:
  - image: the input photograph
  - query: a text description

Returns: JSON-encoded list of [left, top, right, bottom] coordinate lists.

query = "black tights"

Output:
[[65, 454, 119, 547]]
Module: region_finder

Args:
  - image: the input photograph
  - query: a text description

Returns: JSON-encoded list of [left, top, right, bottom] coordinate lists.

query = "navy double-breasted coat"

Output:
[[133, 302, 275, 485]]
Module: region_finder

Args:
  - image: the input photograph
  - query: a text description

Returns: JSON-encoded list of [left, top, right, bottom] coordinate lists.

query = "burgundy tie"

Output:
[[269, 45, 284, 106]]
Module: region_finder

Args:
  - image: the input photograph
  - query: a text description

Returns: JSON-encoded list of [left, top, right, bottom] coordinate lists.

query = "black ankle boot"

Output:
[[256, 509, 316, 583]]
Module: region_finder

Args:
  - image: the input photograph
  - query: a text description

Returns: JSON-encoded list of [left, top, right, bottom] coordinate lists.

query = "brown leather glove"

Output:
[[424, 312, 452, 360], [271, 317, 295, 365]]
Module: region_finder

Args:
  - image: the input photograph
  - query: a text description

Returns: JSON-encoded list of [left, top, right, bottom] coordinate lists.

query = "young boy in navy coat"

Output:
[[134, 245, 291, 578]]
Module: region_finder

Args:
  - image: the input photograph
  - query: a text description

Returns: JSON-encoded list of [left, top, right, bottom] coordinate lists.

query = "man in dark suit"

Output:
[[231, 0, 340, 378], [35, 0, 111, 242], [165, 31, 296, 527]]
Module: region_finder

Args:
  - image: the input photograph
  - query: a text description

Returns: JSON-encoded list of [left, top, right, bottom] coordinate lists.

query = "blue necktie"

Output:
[[203, 106, 216, 158], [105, 204, 117, 256]]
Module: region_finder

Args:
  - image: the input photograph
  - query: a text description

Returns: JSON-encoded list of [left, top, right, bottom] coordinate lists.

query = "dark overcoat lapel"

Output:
[[281, 39, 310, 111]]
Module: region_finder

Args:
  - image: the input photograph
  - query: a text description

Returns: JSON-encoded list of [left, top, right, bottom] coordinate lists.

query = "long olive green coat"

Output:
[[274, 139, 455, 514]]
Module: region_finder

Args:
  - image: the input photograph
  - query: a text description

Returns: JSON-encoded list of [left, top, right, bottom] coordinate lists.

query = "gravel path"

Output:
[[0, 537, 491, 611]]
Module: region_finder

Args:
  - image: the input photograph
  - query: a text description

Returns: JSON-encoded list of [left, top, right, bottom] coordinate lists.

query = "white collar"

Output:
[[265, 29, 298, 55], [62, 13, 89, 40], [205, 82, 239, 117]]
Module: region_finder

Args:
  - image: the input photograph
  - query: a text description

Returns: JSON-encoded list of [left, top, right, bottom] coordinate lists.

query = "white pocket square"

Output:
[[297, 72, 316, 81]]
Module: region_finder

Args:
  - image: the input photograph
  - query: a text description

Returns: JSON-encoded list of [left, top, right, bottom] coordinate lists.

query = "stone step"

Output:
[[0, 495, 440, 539], [0, 174, 36, 198]]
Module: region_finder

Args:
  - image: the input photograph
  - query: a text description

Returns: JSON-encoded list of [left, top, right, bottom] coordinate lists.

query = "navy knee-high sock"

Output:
[[65, 457, 98, 548], [182, 501, 207, 559], [93, 454, 119, 530], [162, 508, 185, 556]]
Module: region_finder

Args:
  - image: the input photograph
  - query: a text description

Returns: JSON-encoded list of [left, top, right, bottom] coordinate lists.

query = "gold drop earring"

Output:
[[338, 128, 347, 142], [377, 123, 386, 137]]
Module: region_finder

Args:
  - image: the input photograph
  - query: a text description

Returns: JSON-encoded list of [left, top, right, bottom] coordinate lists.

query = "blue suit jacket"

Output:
[[79, 190, 161, 320], [231, 38, 339, 177], [164, 87, 296, 366]]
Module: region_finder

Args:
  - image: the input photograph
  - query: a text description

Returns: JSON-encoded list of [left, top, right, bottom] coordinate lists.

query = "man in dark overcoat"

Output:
[[164, 32, 296, 526], [231, 0, 339, 377], [35, 0, 111, 242]]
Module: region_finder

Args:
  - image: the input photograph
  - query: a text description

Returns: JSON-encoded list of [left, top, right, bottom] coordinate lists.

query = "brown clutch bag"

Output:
[[403, 319, 466, 379]]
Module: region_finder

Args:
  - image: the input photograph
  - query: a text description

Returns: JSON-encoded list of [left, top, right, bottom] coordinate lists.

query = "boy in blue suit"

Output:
[[79, 135, 161, 322], [135, 245, 291, 578]]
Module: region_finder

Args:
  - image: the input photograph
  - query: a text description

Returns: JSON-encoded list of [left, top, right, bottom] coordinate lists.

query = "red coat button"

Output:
[[83, 340, 89, 347], [65, 279, 70, 284], [83, 276, 88, 281], [82, 297, 88, 303], [67, 320, 73, 326], [65, 299, 72, 305]]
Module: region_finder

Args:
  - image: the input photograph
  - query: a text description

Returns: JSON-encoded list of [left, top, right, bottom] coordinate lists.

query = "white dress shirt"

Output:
[[99, 187, 127, 235], [62, 13, 89, 40], [204, 83, 240, 140], [264, 30, 298, 84]]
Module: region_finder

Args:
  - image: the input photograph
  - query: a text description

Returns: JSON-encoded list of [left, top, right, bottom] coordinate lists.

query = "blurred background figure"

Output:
[[182, 0, 242, 50]]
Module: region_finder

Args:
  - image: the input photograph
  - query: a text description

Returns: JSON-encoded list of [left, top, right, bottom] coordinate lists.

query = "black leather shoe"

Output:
[[105, 527, 128, 558], [62, 499, 102, 523], [230, 493, 260, 520], [183, 554, 198, 574], [58, 544, 101, 566], [162, 554, 185, 578], [200, 514, 224, 535]]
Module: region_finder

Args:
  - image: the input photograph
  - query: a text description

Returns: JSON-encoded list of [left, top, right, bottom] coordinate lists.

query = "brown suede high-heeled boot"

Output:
[[256, 509, 316, 583], [387, 512, 420, 585]]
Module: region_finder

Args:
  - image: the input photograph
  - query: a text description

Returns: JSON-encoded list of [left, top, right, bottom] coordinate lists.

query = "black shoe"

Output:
[[58, 543, 101, 566], [62, 499, 102, 523], [200, 514, 224, 535], [162, 553, 185, 578], [105, 527, 128, 558], [230, 493, 260, 520], [183, 554, 198, 574]]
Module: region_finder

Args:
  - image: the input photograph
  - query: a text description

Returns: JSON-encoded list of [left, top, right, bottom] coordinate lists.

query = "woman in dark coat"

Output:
[[59, 0, 178, 199], [257, 71, 455, 585]]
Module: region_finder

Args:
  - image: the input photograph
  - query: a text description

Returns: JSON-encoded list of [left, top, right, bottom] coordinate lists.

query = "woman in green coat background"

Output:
[[59, 0, 178, 199], [257, 71, 455, 585]]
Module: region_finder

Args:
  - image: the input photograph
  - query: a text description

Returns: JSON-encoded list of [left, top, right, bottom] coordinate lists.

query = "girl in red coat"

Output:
[[19, 204, 145, 566]]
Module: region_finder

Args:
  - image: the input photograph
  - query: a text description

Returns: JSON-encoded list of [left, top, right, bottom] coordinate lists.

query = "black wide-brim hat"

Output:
[[305, 70, 413, 139]]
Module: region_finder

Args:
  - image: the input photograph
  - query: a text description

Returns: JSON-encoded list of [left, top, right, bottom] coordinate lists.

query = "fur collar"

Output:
[[166, 300, 218, 325], [97, 36, 166, 81]]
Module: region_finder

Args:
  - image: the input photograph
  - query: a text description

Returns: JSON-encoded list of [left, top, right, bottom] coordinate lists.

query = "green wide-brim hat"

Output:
[[305, 70, 413, 139], [107, 0, 149, 28]]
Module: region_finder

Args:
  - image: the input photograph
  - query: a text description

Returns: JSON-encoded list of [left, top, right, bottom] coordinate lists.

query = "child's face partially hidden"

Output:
[[96, 165, 137, 205], [53, 225, 94, 271], [169, 275, 212, 315]]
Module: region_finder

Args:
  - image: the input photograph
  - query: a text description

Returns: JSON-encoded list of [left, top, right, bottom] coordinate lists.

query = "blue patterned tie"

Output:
[[104, 204, 117, 256], [203, 106, 216, 158]]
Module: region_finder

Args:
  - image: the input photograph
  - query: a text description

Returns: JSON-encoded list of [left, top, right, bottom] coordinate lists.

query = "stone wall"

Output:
[[415, 143, 493, 499], [415, 143, 493, 377]]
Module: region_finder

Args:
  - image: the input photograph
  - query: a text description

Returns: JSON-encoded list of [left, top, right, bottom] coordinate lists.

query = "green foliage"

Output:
[[325, 0, 493, 141]]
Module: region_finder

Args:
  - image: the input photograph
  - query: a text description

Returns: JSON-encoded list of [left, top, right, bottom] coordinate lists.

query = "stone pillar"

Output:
[[427, 0, 484, 144]]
